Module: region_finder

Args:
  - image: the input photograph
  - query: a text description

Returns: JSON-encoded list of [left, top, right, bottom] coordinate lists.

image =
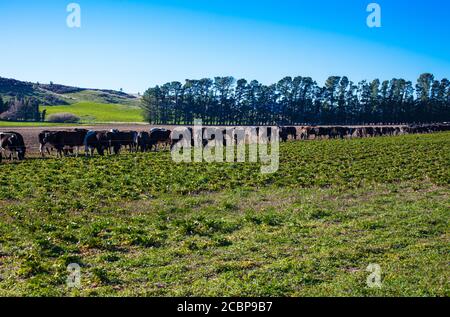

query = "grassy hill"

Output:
[[0, 76, 144, 124], [62, 90, 140, 107], [41, 102, 144, 123], [0, 76, 140, 106]]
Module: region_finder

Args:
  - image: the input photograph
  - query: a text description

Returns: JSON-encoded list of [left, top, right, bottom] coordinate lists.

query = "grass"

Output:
[[41, 102, 144, 123], [0, 121, 76, 127], [64, 90, 141, 107], [0, 133, 448, 296]]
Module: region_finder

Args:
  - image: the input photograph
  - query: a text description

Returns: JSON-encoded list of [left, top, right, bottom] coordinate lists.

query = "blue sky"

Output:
[[0, 0, 449, 93]]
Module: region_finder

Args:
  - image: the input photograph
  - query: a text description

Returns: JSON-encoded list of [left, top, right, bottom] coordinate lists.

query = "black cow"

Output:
[[171, 127, 193, 150], [136, 131, 151, 152], [279, 126, 297, 142], [38, 130, 55, 157], [108, 130, 138, 154], [0, 132, 26, 162], [329, 127, 348, 139], [149, 128, 171, 151], [171, 127, 215, 150], [42, 129, 88, 157], [352, 127, 366, 138], [308, 127, 330, 139], [84, 130, 110, 156]]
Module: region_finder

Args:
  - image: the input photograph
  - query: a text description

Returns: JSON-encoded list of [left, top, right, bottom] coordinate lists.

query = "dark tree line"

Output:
[[141, 73, 450, 125]]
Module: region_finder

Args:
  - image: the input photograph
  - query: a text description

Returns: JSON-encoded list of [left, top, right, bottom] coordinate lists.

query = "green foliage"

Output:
[[0, 133, 449, 296], [142, 73, 450, 125]]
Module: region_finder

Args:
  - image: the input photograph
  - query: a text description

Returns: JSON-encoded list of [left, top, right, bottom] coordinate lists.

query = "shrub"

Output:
[[47, 113, 80, 123]]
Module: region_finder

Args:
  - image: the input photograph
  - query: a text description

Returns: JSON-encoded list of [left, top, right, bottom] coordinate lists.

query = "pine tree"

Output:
[[140, 74, 450, 126]]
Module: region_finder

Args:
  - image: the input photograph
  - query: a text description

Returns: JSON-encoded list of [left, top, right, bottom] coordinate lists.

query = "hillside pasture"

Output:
[[41, 102, 144, 124]]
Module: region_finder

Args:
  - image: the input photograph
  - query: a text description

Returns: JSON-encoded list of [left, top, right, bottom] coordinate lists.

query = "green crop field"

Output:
[[41, 102, 144, 123], [0, 133, 449, 296]]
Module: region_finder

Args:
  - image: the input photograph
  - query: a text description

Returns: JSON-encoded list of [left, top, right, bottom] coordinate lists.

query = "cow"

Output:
[[353, 127, 369, 138], [279, 126, 297, 142], [298, 126, 310, 140], [136, 131, 151, 152], [381, 127, 390, 136], [329, 127, 348, 139], [393, 127, 402, 136], [374, 127, 383, 137], [171, 127, 222, 150], [38, 129, 80, 157], [302, 126, 323, 140], [41, 129, 88, 157], [149, 128, 171, 151], [308, 127, 330, 140], [346, 127, 356, 138], [0, 132, 26, 162], [171, 127, 194, 150], [108, 130, 138, 154], [83, 130, 110, 156], [252, 127, 273, 143], [38, 130, 56, 157]]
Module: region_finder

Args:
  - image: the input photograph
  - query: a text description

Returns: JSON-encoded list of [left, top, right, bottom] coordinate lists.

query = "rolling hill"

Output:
[[0, 76, 141, 106], [0, 76, 144, 124], [41, 102, 144, 123]]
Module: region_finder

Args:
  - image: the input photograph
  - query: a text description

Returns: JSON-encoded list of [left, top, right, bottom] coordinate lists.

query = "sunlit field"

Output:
[[40, 102, 144, 124], [0, 132, 448, 296]]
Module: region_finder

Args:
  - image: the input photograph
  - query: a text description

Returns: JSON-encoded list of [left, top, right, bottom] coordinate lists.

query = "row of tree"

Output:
[[0, 96, 44, 122], [141, 73, 450, 125]]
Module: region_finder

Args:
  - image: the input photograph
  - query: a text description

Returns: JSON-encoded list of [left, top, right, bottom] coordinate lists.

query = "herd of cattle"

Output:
[[37, 128, 172, 157], [0, 123, 449, 162], [283, 123, 450, 141]]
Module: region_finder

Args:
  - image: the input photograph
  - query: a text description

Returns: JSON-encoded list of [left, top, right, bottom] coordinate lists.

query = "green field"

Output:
[[41, 102, 144, 123], [0, 121, 74, 127], [0, 133, 448, 296]]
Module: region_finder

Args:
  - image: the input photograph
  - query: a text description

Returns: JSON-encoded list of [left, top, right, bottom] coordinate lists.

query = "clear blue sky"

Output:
[[0, 0, 449, 93]]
